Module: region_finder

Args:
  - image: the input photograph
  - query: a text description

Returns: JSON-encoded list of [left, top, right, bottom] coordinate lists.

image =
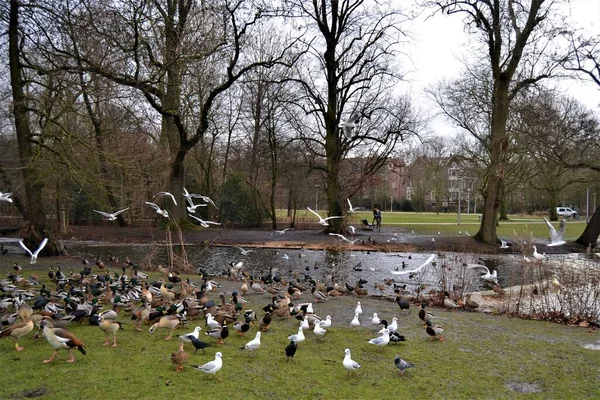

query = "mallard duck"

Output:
[[1, 317, 34, 351], [311, 287, 328, 303], [149, 314, 184, 341], [251, 280, 265, 294], [233, 321, 250, 336], [394, 354, 415, 376], [419, 303, 435, 325], [171, 341, 188, 372], [426, 320, 444, 341], [443, 295, 460, 310], [160, 282, 176, 303], [192, 352, 222, 380], [40, 318, 86, 363], [272, 306, 291, 319], [206, 324, 229, 345], [343, 348, 360, 376], [259, 312, 272, 331], [98, 315, 123, 347]]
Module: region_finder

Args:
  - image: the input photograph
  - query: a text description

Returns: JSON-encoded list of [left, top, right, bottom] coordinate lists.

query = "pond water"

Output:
[[60, 241, 600, 298]]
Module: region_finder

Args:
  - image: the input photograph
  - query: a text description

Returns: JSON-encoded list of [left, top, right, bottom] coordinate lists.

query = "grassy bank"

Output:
[[1, 263, 599, 399]]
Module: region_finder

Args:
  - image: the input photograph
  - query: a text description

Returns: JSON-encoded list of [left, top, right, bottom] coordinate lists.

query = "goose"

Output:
[[192, 352, 223, 380], [342, 348, 361, 375], [40, 318, 86, 363], [306, 207, 343, 226], [149, 314, 184, 341], [394, 355, 415, 376], [18, 238, 48, 264], [98, 315, 123, 347], [1, 317, 34, 351], [544, 218, 566, 247]]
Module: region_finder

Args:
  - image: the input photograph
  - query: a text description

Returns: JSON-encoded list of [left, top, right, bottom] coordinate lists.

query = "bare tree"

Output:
[[428, 0, 570, 245], [284, 0, 420, 233]]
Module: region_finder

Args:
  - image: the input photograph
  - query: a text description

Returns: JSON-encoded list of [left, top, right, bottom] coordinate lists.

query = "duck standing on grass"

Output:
[[171, 341, 188, 372], [1, 317, 34, 351], [426, 320, 444, 341], [40, 318, 86, 363]]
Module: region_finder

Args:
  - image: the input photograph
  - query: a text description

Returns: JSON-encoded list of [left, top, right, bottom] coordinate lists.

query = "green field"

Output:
[[291, 210, 586, 241]]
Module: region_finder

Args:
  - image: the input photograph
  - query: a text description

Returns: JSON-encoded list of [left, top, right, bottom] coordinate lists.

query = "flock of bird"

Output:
[[0, 249, 453, 380]]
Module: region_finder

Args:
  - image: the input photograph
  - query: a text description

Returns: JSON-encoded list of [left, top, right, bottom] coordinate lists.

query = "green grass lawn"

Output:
[[1, 264, 598, 399], [289, 209, 586, 241]]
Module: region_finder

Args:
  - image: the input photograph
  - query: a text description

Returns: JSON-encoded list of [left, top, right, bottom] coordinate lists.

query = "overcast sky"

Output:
[[404, 0, 600, 138]]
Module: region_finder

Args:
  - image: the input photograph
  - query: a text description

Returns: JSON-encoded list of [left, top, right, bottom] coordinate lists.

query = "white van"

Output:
[[556, 207, 577, 218]]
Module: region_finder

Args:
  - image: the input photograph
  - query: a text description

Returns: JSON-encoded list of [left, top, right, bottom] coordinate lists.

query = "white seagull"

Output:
[[189, 214, 221, 228], [18, 238, 49, 264], [390, 254, 436, 276], [179, 326, 202, 342], [313, 322, 327, 337], [355, 301, 363, 315], [0, 192, 13, 203], [192, 352, 223, 379], [145, 202, 169, 218], [319, 315, 332, 328], [347, 198, 364, 213], [467, 264, 498, 283], [241, 331, 261, 353], [287, 326, 305, 344], [153, 191, 177, 206], [371, 313, 380, 325], [343, 348, 361, 375], [350, 312, 360, 327], [544, 218, 566, 247], [338, 112, 365, 139], [532, 246, 546, 261], [499, 239, 509, 249], [236, 247, 254, 256], [93, 207, 129, 221], [368, 329, 390, 348], [306, 207, 343, 226], [271, 228, 293, 235], [183, 188, 218, 209], [328, 233, 361, 245]]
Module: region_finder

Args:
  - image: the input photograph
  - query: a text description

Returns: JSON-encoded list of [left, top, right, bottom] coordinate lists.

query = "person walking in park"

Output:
[[372, 208, 382, 231]]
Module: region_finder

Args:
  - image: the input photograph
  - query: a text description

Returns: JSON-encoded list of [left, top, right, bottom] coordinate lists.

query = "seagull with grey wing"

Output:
[[19, 238, 48, 264], [346, 198, 364, 213], [145, 202, 169, 218], [338, 112, 367, 139], [153, 191, 177, 206], [183, 187, 218, 209], [328, 233, 361, 245], [189, 214, 221, 228], [390, 254, 436, 276], [0, 192, 13, 203], [307, 207, 343, 226], [544, 218, 566, 247], [93, 207, 130, 221]]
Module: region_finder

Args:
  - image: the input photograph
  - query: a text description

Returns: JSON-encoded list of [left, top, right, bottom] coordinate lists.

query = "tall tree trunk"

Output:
[[267, 117, 277, 229], [576, 205, 600, 248], [8, 0, 62, 255], [474, 83, 510, 245]]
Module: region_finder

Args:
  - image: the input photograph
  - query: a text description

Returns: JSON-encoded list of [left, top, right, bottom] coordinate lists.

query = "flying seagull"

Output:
[[306, 207, 343, 226], [346, 198, 364, 213], [93, 208, 130, 221], [467, 264, 498, 283], [390, 254, 436, 276], [271, 228, 293, 235], [0, 192, 13, 203], [236, 247, 253, 256], [153, 191, 177, 206], [183, 188, 218, 209], [338, 112, 366, 139], [189, 214, 221, 228], [19, 238, 49, 264], [145, 201, 169, 218], [328, 233, 361, 245], [544, 218, 566, 247]]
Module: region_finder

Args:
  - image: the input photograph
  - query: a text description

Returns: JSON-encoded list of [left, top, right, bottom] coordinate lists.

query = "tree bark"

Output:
[[8, 0, 62, 255], [575, 205, 600, 248]]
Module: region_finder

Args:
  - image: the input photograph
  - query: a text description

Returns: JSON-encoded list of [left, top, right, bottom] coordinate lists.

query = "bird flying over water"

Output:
[[544, 218, 566, 247], [307, 207, 343, 226], [19, 238, 48, 264]]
